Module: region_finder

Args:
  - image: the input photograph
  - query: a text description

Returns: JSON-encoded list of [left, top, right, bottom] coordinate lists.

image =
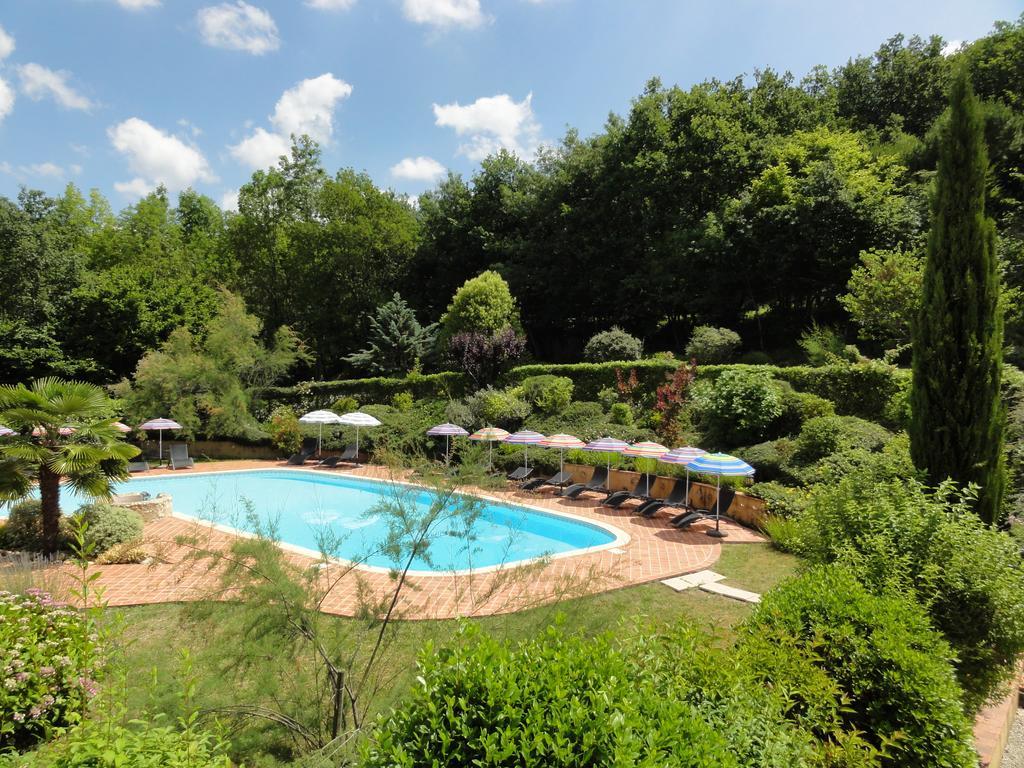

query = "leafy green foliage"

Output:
[[518, 375, 574, 414], [525, 402, 647, 446], [463, 387, 531, 430], [792, 416, 892, 464], [0, 589, 101, 751], [694, 369, 784, 446], [798, 324, 853, 366], [344, 293, 437, 376], [440, 270, 522, 340], [0, 501, 54, 552], [911, 70, 1006, 524], [268, 406, 303, 456], [841, 246, 924, 350], [785, 470, 1024, 711], [446, 329, 527, 389], [739, 565, 975, 768], [582, 327, 643, 362], [73, 503, 143, 555], [684, 326, 741, 364]]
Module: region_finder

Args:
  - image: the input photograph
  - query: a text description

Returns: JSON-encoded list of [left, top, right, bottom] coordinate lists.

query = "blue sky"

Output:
[[0, 0, 1018, 210]]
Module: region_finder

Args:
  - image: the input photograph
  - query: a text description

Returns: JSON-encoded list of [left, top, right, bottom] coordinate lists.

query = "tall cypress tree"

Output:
[[910, 69, 1005, 524]]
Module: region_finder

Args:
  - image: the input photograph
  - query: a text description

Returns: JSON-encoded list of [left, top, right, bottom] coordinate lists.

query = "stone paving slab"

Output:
[[699, 581, 761, 603], [661, 569, 726, 592]]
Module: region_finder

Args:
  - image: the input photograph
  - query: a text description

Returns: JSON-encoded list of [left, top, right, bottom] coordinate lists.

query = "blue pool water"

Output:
[[55, 470, 618, 572]]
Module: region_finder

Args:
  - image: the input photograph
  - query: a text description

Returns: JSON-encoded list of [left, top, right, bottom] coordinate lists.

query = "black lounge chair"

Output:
[[561, 466, 609, 498], [287, 450, 312, 465], [316, 455, 343, 468], [522, 470, 573, 491], [636, 479, 689, 518], [672, 489, 737, 529], [169, 443, 194, 470], [603, 474, 656, 508], [336, 443, 359, 464], [507, 466, 534, 483], [127, 457, 150, 473]]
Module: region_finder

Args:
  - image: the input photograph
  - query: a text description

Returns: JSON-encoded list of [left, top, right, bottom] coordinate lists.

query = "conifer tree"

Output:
[[910, 69, 1005, 524], [345, 293, 437, 376]]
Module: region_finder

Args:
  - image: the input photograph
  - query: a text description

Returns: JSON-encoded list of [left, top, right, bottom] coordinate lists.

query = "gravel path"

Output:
[[1002, 709, 1024, 768]]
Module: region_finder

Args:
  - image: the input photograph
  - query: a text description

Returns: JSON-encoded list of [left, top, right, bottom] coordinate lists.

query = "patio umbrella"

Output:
[[113, 421, 132, 433], [139, 418, 182, 466], [299, 409, 344, 455], [685, 452, 755, 539], [0, 426, 12, 437], [503, 430, 545, 472], [582, 436, 629, 476], [621, 441, 669, 497], [538, 433, 585, 477], [30, 425, 76, 437], [469, 426, 510, 469], [658, 446, 707, 508], [339, 412, 382, 457], [426, 422, 469, 464]]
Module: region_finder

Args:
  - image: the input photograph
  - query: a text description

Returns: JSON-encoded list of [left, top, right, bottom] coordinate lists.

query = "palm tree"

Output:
[[0, 378, 140, 554]]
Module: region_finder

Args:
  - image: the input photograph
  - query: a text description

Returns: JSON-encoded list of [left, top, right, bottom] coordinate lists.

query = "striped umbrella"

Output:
[[583, 436, 629, 475], [503, 430, 544, 472], [469, 426, 510, 468], [140, 418, 183, 466], [622, 441, 669, 496], [31, 426, 76, 437], [539, 433, 585, 477], [659, 446, 708, 507], [0, 426, 13, 437], [340, 412, 382, 457], [113, 421, 133, 433], [685, 453, 755, 538], [427, 423, 469, 463], [300, 409, 344, 455]]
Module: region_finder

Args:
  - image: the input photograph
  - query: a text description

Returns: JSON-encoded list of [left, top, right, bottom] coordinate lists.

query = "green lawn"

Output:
[[107, 542, 797, 756]]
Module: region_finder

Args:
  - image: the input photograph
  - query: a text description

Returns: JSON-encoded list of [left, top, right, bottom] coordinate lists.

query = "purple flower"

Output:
[[39, 666, 55, 677]]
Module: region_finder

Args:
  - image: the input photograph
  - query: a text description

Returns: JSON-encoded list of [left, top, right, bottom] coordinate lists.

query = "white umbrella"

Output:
[[339, 411, 382, 457], [299, 409, 344, 455], [139, 418, 182, 466]]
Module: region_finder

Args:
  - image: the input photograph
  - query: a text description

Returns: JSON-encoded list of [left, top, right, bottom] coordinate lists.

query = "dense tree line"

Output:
[[1, 17, 1022, 386]]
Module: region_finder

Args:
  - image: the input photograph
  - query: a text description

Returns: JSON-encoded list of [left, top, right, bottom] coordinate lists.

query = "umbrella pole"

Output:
[[318, 423, 323, 456], [158, 430, 163, 466], [489, 440, 493, 470], [707, 474, 727, 538], [356, 427, 360, 459]]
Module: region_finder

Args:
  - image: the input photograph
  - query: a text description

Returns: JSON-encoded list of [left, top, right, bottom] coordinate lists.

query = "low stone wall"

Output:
[[139, 440, 280, 461], [115, 494, 173, 523], [564, 464, 767, 529]]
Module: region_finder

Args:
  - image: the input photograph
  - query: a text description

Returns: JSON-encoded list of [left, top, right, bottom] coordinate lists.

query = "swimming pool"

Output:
[[55, 470, 625, 574]]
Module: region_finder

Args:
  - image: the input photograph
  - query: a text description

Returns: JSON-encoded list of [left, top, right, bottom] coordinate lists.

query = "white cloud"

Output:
[[0, 25, 15, 61], [70, 163, 83, 175], [18, 63, 94, 111], [108, 117, 216, 197], [305, 0, 356, 9], [941, 39, 964, 57], [220, 188, 240, 211], [0, 162, 12, 175], [402, 0, 485, 29], [0, 78, 13, 124], [433, 92, 540, 160], [390, 155, 446, 182], [197, 1, 279, 55], [117, 0, 161, 9], [230, 73, 352, 169], [25, 162, 65, 177], [229, 126, 290, 168]]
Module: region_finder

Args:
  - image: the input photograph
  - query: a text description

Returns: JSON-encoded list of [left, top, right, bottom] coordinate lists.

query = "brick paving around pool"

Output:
[[78, 460, 764, 620]]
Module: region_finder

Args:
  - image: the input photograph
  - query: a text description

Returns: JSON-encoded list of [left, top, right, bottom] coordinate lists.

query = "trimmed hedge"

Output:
[[255, 372, 467, 414]]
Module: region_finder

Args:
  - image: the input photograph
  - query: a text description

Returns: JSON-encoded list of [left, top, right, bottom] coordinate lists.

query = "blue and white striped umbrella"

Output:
[[659, 446, 708, 505], [685, 452, 754, 538], [583, 436, 628, 475], [503, 430, 545, 471]]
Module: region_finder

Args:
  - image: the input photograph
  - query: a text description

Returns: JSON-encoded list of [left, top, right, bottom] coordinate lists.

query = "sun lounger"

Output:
[[522, 470, 573, 491], [672, 489, 737, 529], [169, 443, 194, 470], [336, 443, 359, 463], [127, 457, 150, 473], [561, 466, 609, 498], [636, 479, 689, 518], [507, 466, 534, 483], [316, 455, 342, 468], [603, 474, 656, 508]]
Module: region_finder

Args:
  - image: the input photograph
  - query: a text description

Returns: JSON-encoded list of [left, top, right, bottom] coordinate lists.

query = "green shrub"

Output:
[[358, 401, 447, 458], [798, 324, 848, 366], [331, 395, 359, 414], [737, 350, 772, 365], [268, 406, 302, 456], [464, 387, 531, 429], [792, 415, 891, 464], [789, 470, 1024, 711], [736, 439, 796, 483], [362, 623, 815, 768], [74, 503, 143, 555], [740, 565, 975, 768], [94, 538, 148, 565], [19, 714, 233, 767], [440, 270, 521, 339], [748, 481, 809, 518], [776, 386, 836, 434], [519, 375, 574, 414], [694, 369, 784, 446], [583, 327, 643, 362], [391, 391, 414, 412], [0, 589, 102, 751], [597, 386, 618, 410], [526, 401, 646, 444], [609, 402, 633, 426], [685, 325, 741, 363], [255, 372, 465, 416], [0, 500, 52, 552]]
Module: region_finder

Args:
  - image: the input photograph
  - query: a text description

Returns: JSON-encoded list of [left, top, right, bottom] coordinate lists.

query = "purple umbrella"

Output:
[[582, 436, 629, 476], [139, 418, 182, 466], [503, 430, 545, 472], [659, 446, 707, 509], [426, 423, 469, 463]]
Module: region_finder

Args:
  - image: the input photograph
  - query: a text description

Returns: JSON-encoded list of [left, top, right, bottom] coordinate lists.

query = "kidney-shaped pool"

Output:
[[57, 469, 626, 574]]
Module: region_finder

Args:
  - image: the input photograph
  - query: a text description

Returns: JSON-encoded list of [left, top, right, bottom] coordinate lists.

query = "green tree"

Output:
[[345, 293, 437, 376], [841, 246, 924, 350], [0, 378, 138, 554], [911, 70, 1005, 523], [440, 270, 522, 340]]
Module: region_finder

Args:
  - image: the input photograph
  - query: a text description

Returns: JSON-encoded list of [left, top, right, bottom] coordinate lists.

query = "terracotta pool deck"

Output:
[[84, 460, 763, 620]]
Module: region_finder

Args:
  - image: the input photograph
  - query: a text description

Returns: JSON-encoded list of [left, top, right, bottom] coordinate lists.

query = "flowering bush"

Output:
[[0, 590, 100, 751]]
